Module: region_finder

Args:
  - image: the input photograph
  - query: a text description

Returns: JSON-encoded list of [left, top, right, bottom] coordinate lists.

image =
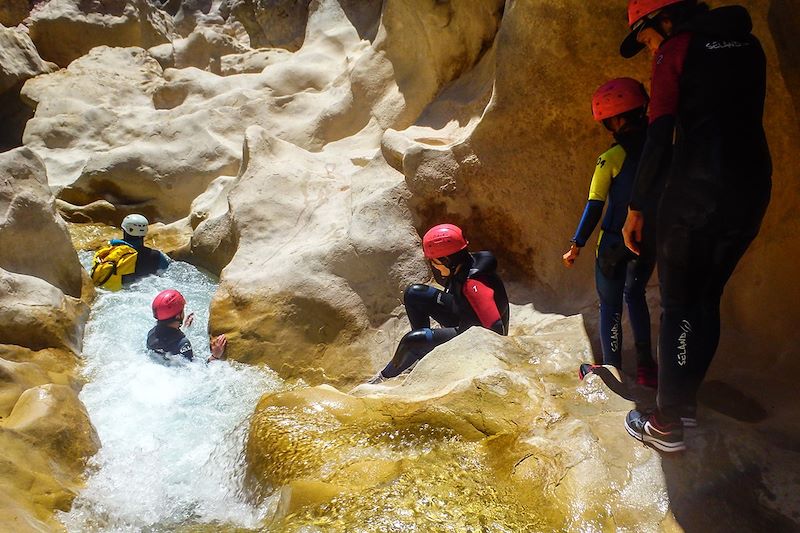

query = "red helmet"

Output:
[[626, 0, 684, 26], [591, 78, 649, 121], [152, 289, 186, 320], [621, 0, 687, 58], [422, 224, 468, 259]]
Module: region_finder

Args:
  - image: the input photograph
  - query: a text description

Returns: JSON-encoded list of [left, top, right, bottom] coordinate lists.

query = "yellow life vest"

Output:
[[90, 243, 138, 291]]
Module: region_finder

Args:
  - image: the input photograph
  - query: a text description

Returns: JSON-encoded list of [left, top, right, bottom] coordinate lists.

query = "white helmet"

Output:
[[121, 214, 149, 237]]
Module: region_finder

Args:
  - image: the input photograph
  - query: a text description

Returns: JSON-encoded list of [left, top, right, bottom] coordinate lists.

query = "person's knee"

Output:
[[403, 284, 436, 306], [398, 328, 433, 350]]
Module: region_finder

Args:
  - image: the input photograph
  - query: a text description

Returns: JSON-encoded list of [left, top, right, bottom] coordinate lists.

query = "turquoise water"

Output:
[[60, 256, 283, 531]]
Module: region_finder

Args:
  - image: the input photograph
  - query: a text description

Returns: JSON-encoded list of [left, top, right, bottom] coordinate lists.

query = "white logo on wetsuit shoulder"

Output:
[[706, 40, 749, 50]]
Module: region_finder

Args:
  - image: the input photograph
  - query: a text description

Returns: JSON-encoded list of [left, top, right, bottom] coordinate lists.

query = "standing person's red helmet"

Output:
[[620, 0, 689, 58], [591, 78, 649, 121], [626, 0, 685, 26], [152, 289, 186, 320], [422, 224, 468, 259]]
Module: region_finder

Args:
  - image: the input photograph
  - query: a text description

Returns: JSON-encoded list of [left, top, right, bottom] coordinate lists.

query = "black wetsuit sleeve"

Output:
[[630, 115, 674, 211], [177, 337, 194, 361], [571, 200, 605, 246]]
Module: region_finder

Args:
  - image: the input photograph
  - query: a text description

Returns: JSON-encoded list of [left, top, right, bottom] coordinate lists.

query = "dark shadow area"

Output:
[[660, 421, 800, 532], [697, 379, 768, 423], [339, 0, 382, 43], [768, 0, 800, 124], [0, 85, 34, 153]]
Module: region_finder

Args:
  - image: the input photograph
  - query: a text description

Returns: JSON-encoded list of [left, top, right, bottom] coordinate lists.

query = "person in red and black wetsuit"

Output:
[[618, 0, 771, 452], [369, 224, 510, 383]]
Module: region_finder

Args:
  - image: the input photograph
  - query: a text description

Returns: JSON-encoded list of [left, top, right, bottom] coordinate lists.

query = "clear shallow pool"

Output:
[[60, 256, 283, 532]]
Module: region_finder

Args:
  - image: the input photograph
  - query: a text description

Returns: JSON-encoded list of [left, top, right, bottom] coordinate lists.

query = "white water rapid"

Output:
[[60, 256, 284, 532]]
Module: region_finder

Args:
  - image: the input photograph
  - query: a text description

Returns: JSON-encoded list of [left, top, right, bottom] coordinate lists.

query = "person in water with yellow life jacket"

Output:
[[147, 289, 227, 363], [368, 224, 510, 384], [563, 78, 659, 387], [91, 214, 170, 290]]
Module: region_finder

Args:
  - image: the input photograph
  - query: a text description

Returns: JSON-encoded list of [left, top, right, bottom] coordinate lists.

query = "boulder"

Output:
[[0, 147, 84, 297], [0, 268, 88, 353], [27, 0, 175, 67], [206, 126, 427, 384], [0, 25, 57, 151], [219, 0, 310, 51], [245, 320, 662, 530], [0, 26, 57, 95]]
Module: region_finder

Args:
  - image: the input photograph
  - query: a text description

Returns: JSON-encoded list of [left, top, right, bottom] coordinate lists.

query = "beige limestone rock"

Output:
[[0, 268, 88, 353], [0, 26, 57, 95], [148, 25, 249, 72], [4, 384, 98, 474], [27, 0, 175, 67], [206, 126, 427, 384], [246, 320, 667, 530], [0, 383, 98, 532], [0, 25, 57, 151], [0, 147, 84, 298], [219, 0, 310, 51]]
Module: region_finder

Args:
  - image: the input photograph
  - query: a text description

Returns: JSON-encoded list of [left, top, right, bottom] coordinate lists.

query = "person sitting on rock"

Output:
[[562, 78, 659, 387], [369, 223, 510, 383], [91, 214, 170, 290], [147, 289, 227, 363]]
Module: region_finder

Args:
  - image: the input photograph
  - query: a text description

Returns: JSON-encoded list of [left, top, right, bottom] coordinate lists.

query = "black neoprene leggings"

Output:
[[656, 178, 770, 413]]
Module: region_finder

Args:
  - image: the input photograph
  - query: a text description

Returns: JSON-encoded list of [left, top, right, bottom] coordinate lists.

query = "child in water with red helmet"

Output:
[[368, 224, 510, 383], [147, 289, 227, 363]]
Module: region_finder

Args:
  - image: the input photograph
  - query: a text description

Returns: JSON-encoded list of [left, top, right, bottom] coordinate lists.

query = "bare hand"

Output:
[[622, 209, 644, 256], [183, 312, 195, 328], [562, 243, 580, 267], [210, 334, 227, 360]]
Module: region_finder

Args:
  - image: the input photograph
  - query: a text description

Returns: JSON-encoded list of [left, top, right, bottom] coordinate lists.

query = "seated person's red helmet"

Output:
[[422, 224, 468, 259]]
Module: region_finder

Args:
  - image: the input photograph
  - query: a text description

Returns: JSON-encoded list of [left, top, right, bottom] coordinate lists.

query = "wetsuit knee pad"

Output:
[[404, 284, 438, 306]]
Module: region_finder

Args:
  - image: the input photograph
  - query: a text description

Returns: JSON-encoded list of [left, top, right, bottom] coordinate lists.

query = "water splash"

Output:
[[60, 256, 283, 531]]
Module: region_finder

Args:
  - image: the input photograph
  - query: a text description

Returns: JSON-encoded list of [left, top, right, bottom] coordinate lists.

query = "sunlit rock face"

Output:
[[27, 0, 175, 67], [384, 0, 800, 441], [0, 25, 57, 151], [0, 147, 83, 297], [0, 146, 94, 530]]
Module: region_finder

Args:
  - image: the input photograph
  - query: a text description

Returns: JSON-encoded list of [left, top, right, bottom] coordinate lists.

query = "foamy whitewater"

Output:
[[60, 256, 283, 531]]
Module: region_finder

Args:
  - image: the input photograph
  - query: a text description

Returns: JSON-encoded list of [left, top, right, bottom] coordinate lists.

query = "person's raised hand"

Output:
[[183, 312, 195, 328], [210, 334, 227, 361], [562, 243, 581, 267]]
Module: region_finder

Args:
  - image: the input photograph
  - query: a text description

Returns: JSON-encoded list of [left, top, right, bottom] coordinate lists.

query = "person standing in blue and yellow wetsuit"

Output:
[[368, 224, 510, 383], [563, 78, 659, 387]]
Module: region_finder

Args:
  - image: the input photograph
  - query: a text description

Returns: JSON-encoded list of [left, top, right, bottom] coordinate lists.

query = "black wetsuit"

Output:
[[146, 323, 195, 361], [630, 6, 771, 416], [380, 251, 510, 378]]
